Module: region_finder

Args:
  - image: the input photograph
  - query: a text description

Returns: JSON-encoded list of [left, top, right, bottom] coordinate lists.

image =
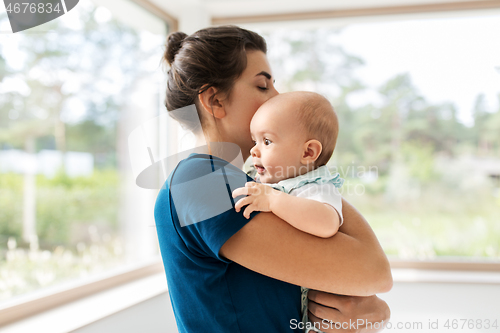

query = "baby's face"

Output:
[[249, 100, 308, 183]]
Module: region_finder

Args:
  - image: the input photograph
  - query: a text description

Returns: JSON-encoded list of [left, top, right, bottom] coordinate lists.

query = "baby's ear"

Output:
[[301, 139, 322, 165]]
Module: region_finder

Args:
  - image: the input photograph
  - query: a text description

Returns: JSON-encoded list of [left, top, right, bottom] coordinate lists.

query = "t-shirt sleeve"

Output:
[[293, 183, 344, 226], [169, 155, 259, 263]]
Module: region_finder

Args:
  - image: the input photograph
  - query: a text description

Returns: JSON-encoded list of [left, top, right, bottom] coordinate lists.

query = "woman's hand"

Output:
[[307, 290, 390, 332], [232, 182, 281, 218]]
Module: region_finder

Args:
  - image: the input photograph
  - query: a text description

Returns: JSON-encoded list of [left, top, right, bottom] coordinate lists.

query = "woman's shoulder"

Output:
[[171, 153, 244, 185], [166, 154, 251, 221], [156, 153, 258, 261], [171, 153, 211, 179]]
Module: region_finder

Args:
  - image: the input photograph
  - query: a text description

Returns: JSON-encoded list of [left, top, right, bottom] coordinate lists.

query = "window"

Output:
[[261, 13, 500, 260], [0, 0, 166, 304]]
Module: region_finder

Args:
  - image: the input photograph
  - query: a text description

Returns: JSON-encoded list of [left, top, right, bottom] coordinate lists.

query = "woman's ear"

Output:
[[301, 139, 322, 165], [198, 86, 226, 119]]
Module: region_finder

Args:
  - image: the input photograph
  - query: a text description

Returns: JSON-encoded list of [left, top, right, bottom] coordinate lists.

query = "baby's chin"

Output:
[[259, 174, 282, 184], [257, 173, 271, 184]]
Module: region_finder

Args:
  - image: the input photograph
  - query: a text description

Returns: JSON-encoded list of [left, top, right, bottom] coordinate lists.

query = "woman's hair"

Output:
[[162, 26, 267, 132]]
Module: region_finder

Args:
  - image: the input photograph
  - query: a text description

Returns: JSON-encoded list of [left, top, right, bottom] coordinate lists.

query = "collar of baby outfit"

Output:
[[267, 165, 344, 194]]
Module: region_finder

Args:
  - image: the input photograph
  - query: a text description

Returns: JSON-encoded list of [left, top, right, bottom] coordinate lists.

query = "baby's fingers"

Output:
[[232, 186, 249, 198], [243, 204, 256, 219], [234, 196, 253, 213]]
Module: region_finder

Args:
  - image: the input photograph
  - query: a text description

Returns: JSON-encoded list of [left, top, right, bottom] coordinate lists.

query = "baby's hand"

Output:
[[232, 182, 281, 219]]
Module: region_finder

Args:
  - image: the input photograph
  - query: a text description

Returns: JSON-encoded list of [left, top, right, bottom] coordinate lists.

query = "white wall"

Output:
[[73, 292, 178, 333], [379, 282, 500, 333]]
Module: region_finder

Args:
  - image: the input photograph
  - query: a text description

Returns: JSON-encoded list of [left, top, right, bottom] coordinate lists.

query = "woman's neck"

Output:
[[195, 133, 248, 168]]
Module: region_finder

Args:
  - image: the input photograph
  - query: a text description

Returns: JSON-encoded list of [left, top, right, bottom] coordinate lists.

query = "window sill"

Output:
[[0, 258, 164, 329], [0, 267, 167, 333], [392, 268, 500, 284], [389, 258, 500, 272], [390, 258, 500, 284]]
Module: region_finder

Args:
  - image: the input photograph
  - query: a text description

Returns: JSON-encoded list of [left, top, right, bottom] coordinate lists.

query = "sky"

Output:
[[334, 14, 500, 125]]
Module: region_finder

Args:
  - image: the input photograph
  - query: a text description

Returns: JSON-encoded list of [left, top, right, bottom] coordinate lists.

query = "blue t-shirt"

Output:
[[154, 153, 302, 333]]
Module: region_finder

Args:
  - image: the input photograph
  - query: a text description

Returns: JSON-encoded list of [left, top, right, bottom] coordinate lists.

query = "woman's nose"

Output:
[[269, 85, 279, 98]]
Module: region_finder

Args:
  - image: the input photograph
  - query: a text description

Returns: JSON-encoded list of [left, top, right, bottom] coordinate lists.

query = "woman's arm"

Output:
[[220, 198, 392, 296]]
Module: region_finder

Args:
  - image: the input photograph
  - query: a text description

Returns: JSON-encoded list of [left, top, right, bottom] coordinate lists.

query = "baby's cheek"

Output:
[[264, 166, 280, 182]]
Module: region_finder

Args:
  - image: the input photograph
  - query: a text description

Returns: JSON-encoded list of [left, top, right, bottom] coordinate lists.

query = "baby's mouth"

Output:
[[254, 164, 266, 175]]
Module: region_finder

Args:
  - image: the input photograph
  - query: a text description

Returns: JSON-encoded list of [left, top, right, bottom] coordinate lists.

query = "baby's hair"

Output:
[[296, 92, 339, 167]]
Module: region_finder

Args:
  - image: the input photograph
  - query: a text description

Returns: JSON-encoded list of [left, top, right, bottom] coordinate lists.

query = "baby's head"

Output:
[[250, 91, 339, 183]]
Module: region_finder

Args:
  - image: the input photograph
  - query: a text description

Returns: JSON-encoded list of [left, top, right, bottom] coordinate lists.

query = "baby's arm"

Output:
[[232, 182, 340, 238], [271, 191, 340, 238]]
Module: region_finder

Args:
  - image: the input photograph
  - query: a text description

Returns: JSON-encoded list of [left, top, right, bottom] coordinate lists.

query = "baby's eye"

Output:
[[258, 86, 268, 91], [264, 138, 272, 145], [252, 140, 257, 145]]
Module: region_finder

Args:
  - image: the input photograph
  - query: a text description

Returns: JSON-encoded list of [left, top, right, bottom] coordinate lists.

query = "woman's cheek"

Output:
[[254, 97, 267, 112]]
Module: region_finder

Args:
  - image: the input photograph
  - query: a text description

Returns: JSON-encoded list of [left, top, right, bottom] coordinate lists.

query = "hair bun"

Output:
[[164, 32, 188, 66]]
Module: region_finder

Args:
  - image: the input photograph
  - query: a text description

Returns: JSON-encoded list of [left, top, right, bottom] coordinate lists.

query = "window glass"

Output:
[[262, 14, 500, 260], [0, 0, 165, 303]]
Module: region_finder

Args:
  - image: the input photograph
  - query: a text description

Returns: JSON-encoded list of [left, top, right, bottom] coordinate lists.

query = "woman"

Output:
[[154, 26, 392, 333]]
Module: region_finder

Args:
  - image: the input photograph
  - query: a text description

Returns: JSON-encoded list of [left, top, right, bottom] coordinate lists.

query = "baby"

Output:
[[232, 91, 343, 333]]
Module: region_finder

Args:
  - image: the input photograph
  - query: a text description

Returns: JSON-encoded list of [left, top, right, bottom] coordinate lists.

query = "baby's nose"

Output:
[[250, 145, 259, 157]]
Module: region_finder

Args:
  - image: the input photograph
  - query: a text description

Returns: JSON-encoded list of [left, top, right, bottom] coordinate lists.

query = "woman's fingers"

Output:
[[308, 290, 352, 310], [308, 291, 391, 332], [308, 291, 344, 332], [308, 311, 340, 332], [308, 299, 341, 325]]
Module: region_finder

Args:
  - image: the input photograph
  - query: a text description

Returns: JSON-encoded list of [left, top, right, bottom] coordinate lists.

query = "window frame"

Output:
[[2, 0, 500, 328], [389, 258, 500, 272]]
